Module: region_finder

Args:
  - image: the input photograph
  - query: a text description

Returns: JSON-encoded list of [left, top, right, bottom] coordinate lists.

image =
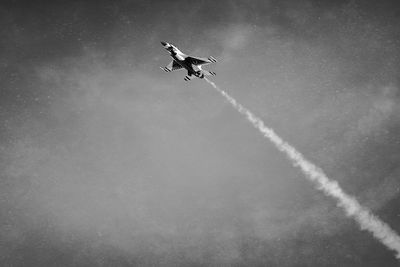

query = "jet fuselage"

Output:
[[161, 42, 204, 78]]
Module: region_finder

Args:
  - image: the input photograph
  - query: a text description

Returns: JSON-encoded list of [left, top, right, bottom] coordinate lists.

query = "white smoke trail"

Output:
[[204, 78, 400, 260]]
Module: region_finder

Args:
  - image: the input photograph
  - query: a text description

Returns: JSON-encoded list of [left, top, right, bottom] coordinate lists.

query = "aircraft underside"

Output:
[[160, 41, 217, 81]]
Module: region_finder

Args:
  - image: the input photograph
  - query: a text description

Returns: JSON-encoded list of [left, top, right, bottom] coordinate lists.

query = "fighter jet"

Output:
[[160, 41, 217, 81]]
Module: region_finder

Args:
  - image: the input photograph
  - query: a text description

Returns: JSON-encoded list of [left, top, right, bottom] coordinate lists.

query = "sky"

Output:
[[1, 0, 400, 266]]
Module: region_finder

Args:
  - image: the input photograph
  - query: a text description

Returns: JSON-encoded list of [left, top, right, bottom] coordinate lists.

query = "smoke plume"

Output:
[[204, 77, 400, 260]]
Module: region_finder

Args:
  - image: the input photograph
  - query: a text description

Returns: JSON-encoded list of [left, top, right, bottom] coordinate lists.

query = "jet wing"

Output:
[[161, 60, 183, 72], [186, 56, 217, 66]]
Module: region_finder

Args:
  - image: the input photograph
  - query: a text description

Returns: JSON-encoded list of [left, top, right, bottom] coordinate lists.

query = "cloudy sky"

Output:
[[1, 0, 400, 266]]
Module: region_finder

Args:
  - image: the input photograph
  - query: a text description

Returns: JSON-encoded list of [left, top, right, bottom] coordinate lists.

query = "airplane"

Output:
[[160, 41, 217, 81]]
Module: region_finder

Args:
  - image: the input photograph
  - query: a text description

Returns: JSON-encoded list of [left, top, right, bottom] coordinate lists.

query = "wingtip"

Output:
[[208, 56, 217, 63]]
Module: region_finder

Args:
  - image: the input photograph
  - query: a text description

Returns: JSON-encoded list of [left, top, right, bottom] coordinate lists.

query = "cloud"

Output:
[[2, 0, 400, 265]]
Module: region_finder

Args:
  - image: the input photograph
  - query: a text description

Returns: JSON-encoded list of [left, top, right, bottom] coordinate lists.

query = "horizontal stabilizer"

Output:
[[203, 70, 216, 76]]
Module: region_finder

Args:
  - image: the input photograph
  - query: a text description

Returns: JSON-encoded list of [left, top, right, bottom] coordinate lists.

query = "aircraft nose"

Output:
[[161, 41, 167, 46]]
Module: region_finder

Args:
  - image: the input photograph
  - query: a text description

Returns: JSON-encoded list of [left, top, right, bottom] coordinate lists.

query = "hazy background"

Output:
[[1, 0, 400, 266]]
